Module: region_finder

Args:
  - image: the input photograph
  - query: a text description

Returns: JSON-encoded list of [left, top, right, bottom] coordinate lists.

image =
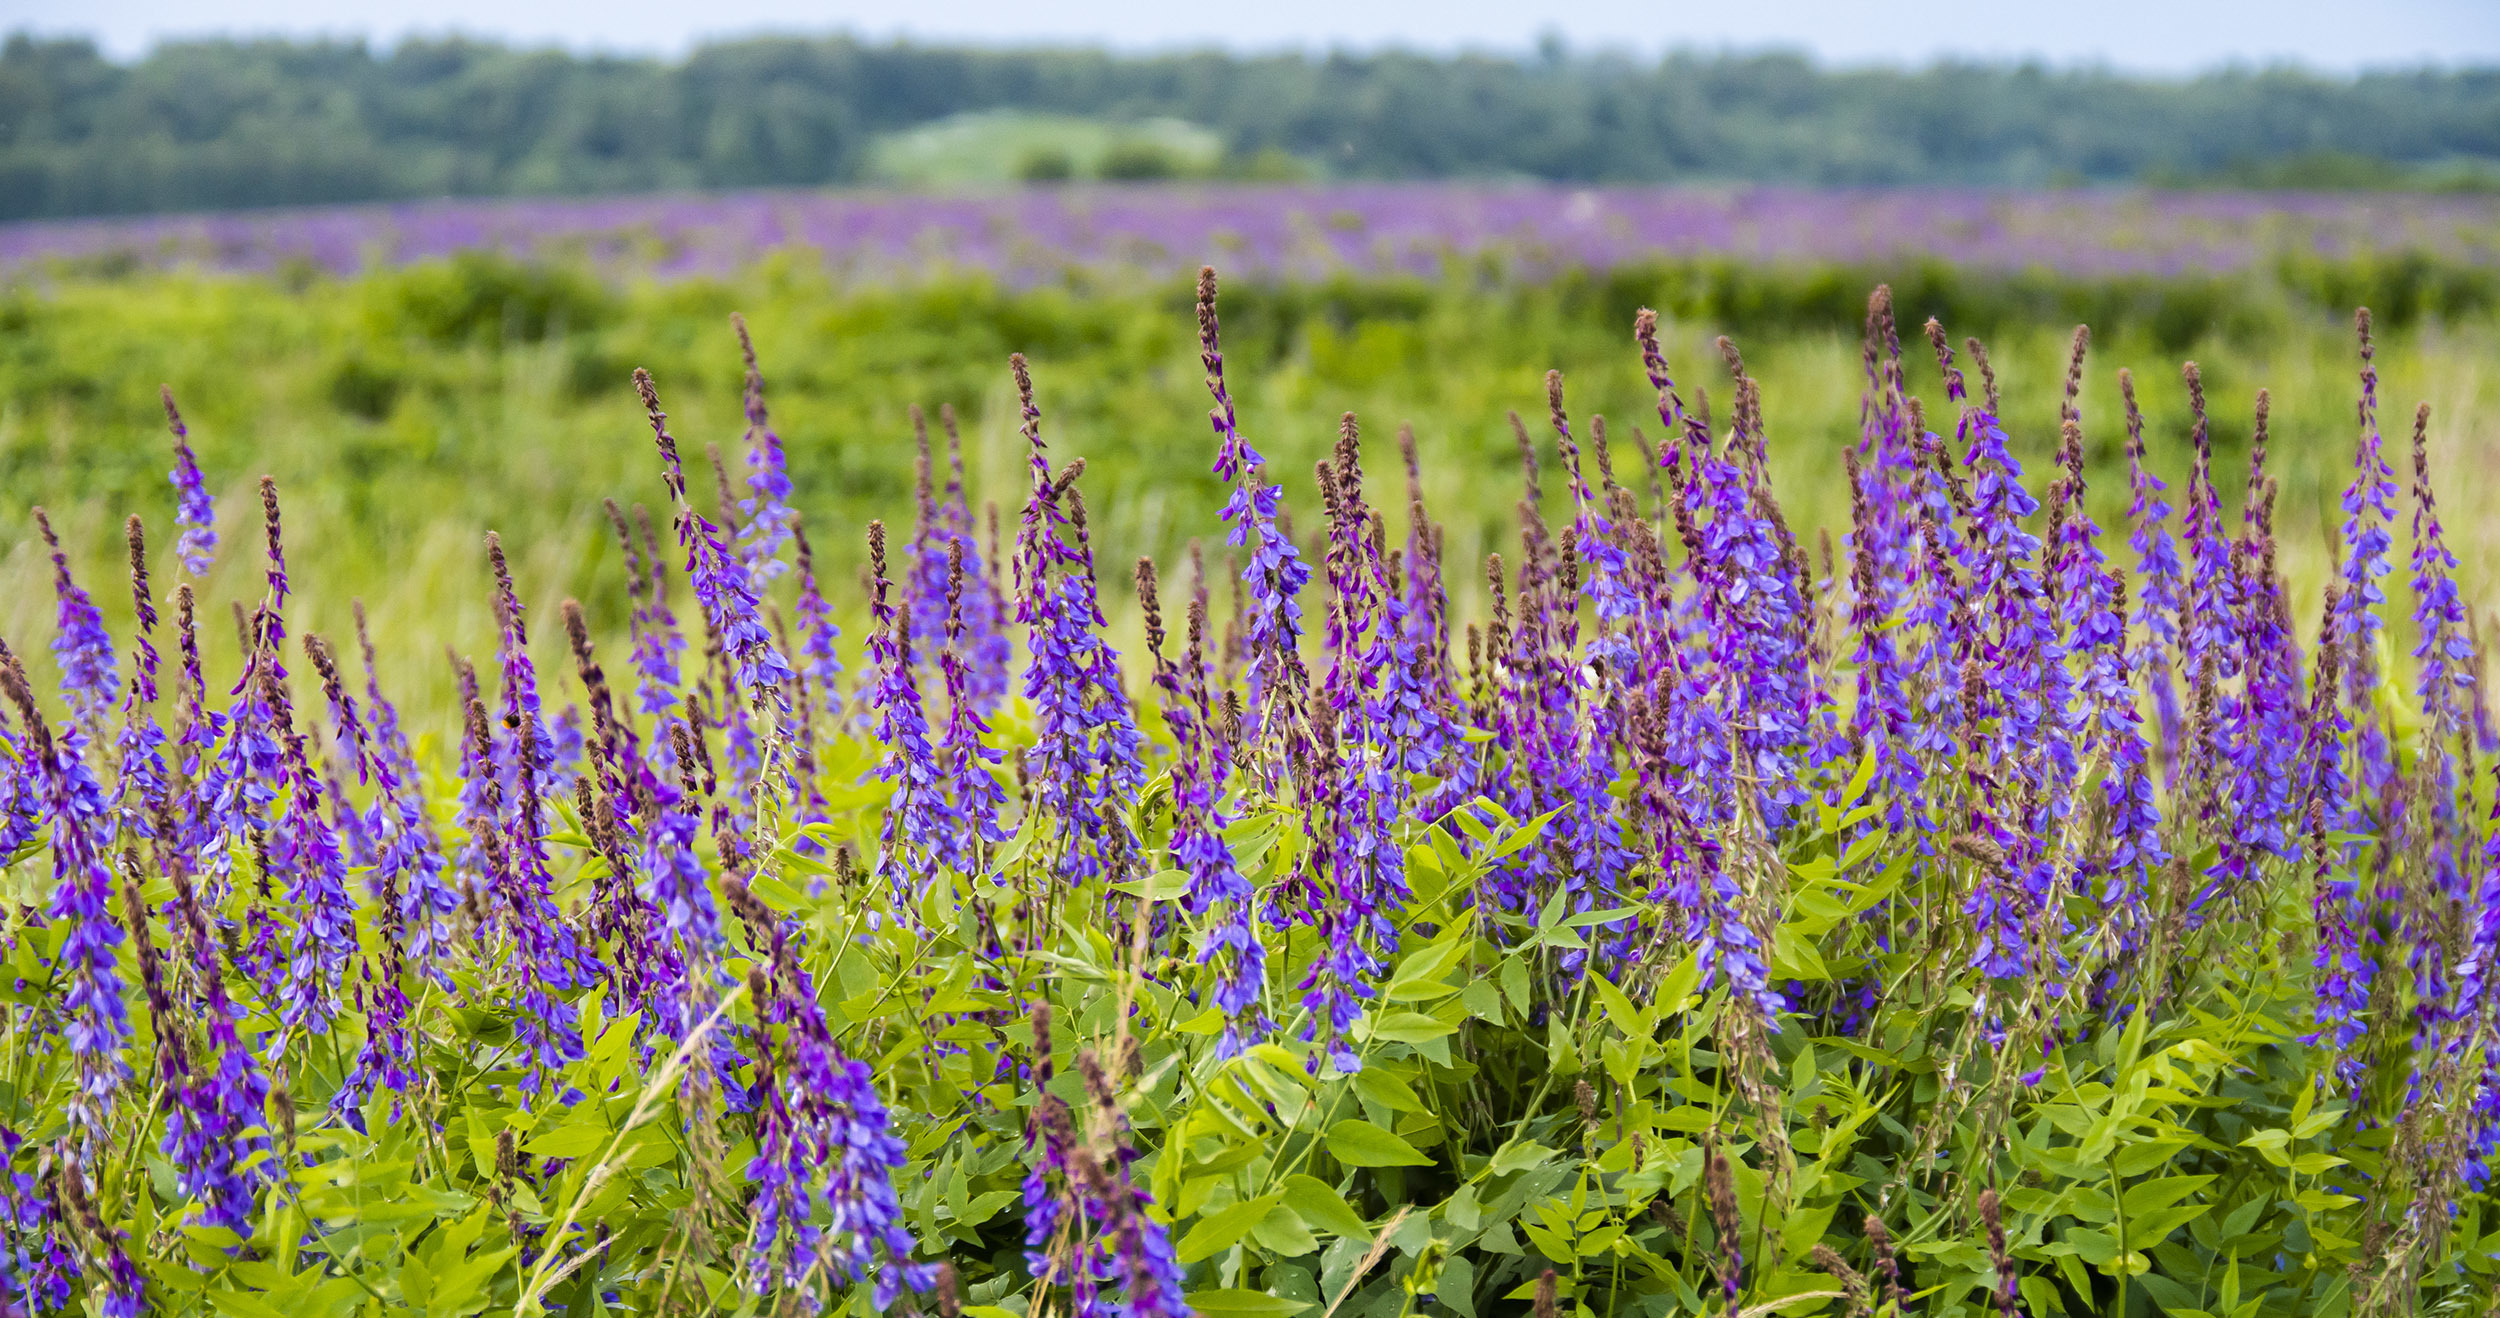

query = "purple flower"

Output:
[[637, 370, 796, 702], [746, 950, 933, 1305], [2120, 370, 2187, 788], [1641, 321, 1809, 826], [2289, 589, 2368, 1070], [263, 668, 355, 1035], [32, 509, 119, 732], [2046, 425, 2163, 941], [791, 521, 846, 726], [1199, 269, 1311, 779], [488, 536, 602, 993], [936, 542, 1010, 869], [1143, 565, 1271, 1057], [1843, 453, 1927, 840], [2339, 311, 2401, 805], [0, 673, 127, 1143], [1629, 701, 1776, 1020], [112, 518, 170, 839], [2176, 365, 2243, 697], [1012, 354, 1146, 885], [163, 386, 218, 577], [865, 520, 961, 891], [731, 314, 798, 579], [458, 695, 584, 1094], [608, 499, 688, 727], [0, 1124, 77, 1310]]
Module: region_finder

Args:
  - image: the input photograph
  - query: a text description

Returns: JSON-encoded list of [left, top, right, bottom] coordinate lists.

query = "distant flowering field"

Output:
[[4, 262, 2500, 1318], [4, 184, 2499, 281]]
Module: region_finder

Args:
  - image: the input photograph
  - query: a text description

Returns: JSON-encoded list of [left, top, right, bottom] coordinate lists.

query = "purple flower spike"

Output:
[[937, 541, 1010, 870], [730, 315, 798, 579], [1199, 268, 1311, 780], [1141, 561, 1271, 1057], [263, 666, 355, 1036], [1011, 354, 1146, 886], [0, 670, 128, 1144], [790, 521, 846, 725], [866, 519, 961, 892], [2338, 311, 2401, 806], [742, 937, 933, 1306], [32, 508, 120, 732], [163, 386, 218, 577], [636, 369, 795, 703], [112, 518, 171, 839]]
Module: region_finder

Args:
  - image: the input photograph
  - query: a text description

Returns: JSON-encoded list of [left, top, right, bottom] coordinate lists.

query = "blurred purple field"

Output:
[[5, 184, 2498, 279]]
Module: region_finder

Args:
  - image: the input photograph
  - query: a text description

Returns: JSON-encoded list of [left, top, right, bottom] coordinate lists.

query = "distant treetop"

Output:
[[1, 31, 2495, 220]]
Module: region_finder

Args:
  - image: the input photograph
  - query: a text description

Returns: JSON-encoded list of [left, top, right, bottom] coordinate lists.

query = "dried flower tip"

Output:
[[1532, 1270, 1558, 1318], [1135, 558, 1165, 658], [1810, 1243, 1868, 1311], [1966, 336, 1999, 413], [1030, 1001, 1055, 1082]]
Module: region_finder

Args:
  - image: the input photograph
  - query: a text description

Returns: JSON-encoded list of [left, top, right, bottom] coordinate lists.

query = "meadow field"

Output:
[[4, 234, 2499, 716], [5, 200, 2500, 1317]]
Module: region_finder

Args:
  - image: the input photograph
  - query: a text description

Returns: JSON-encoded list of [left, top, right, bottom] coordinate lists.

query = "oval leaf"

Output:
[[1326, 1119, 1431, 1168]]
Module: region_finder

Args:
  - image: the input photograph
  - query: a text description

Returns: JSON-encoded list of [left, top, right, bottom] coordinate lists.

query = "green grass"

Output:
[[3, 254, 2497, 727]]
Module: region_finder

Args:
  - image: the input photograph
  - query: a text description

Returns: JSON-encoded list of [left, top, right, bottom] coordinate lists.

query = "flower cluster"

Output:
[[9, 270, 2500, 1316]]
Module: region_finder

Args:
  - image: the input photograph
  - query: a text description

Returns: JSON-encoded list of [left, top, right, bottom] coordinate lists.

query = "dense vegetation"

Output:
[[2, 259, 2500, 1317], [6, 251, 2499, 724], [3, 31, 2499, 218]]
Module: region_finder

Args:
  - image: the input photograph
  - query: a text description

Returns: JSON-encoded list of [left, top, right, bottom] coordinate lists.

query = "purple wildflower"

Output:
[[790, 521, 846, 726], [1012, 354, 1146, 884], [162, 387, 218, 577], [730, 314, 798, 578], [112, 518, 170, 838], [2340, 311, 2401, 807], [263, 665, 355, 1035], [33, 508, 119, 732], [866, 520, 960, 891], [0, 670, 127, 1143], [744, 938, 932, 1306], [162, 866, 271, 1230], [636, 369, 795, 702], [1199, 268, 1310, 779], [937, 541, 1009, 870], [1141, 561, 1271, 1057], [2120, 370, 2187, 788]]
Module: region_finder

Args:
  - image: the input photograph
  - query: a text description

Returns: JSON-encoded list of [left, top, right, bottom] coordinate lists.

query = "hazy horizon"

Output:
[[7, 0, 2497, 76]]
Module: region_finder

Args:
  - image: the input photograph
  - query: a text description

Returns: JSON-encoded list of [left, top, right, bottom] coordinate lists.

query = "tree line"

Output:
[[2, 30, 2496, 220]]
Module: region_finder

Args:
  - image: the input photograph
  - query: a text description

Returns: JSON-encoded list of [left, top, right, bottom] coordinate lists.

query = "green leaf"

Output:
[[1326, 1119, 1432, 1167], [1250, 1203, 1320, 1256], [524, 1120, 615, 1159], [1113, 869, 1193, 902], [1488, 1140, 1557, 1177], [1368, 1011, 1458, 1044], [2112, 1140, 2190, 1177], [1184, 1292, 1314, 1318], [2122, 1174, 2213, 1219], [1354, 1066, 1426, 1114], [1498, 957, 1532, 1014], [1178, 1191, 1287, 1263], [1281, 1175, 1371, 1241]]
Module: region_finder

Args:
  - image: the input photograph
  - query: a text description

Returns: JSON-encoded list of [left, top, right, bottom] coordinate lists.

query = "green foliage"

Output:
[[52, 748, 2492, 1315], [6, 31, 2500, 218], [2, 255, 2497, 733]]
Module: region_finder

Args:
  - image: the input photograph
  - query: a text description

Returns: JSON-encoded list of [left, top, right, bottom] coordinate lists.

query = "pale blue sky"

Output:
[[5, 0, 2496, 73]]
